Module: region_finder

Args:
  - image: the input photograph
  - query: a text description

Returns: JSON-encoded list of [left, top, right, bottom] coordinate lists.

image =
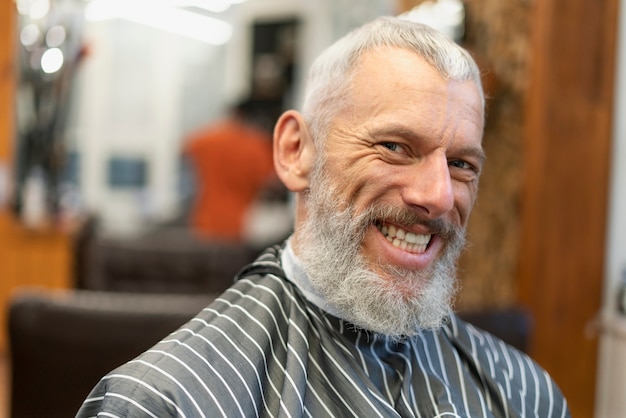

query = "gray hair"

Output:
[[301, 16, 484, 144]]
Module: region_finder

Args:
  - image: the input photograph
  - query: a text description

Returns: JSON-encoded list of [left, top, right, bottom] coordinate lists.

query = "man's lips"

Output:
[[375, 221, 432, 254]]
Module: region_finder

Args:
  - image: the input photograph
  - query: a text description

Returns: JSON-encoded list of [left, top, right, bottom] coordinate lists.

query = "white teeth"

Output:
[[377, 222, 431, 254], [405, 232, 429, 245]]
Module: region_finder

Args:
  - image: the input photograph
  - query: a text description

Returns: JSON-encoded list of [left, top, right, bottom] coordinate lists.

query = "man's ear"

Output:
[[273, 110, 316, 192]]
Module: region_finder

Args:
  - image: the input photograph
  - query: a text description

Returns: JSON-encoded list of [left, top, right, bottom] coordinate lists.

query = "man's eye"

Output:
[[381, 142, 399, 151], [449, 160, 474, 171]]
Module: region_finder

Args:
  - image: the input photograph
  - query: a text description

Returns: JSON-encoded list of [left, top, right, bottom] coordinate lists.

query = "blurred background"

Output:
[[0, 0, 625, 416]]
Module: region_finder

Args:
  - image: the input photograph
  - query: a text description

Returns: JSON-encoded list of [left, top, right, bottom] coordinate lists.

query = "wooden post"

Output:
[[518, 0, 619, 415]]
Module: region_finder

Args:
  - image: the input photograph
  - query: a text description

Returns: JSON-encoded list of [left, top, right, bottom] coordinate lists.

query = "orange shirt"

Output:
[[184, 118, 275, 241]]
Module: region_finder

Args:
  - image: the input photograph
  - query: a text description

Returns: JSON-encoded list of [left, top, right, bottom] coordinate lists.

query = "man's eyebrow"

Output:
[[369, 125, 423, 141]]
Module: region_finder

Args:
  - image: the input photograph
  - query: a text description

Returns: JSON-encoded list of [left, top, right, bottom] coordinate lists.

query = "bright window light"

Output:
[[85, 0, 233, 45], [173, 0, 248, 13]]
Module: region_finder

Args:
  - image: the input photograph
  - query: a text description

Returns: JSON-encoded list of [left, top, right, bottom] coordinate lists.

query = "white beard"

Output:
[[296, 160, 466, 339]]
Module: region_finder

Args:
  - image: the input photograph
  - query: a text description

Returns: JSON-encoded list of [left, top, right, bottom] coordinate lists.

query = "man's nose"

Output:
[[401, 155, 454, 219]]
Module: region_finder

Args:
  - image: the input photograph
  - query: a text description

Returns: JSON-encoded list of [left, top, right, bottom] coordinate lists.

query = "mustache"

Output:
[[361, 204, 461, 241]]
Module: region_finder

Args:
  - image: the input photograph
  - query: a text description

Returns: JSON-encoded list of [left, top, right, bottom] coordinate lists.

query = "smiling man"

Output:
[[78, 17, 570, 417], [281, 45, 485, 339]]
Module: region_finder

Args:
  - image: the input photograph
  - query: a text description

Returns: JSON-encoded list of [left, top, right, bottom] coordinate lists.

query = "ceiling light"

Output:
[[41, 48, 64, 74]]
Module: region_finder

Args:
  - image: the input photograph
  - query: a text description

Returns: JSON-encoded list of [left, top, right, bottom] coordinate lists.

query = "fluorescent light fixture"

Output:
[[85, 0, 233, 45]]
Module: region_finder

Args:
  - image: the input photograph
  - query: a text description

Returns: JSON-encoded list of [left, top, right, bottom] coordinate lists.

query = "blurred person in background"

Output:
[[181, 98, 282, 242], [78, 16, 569, 417]]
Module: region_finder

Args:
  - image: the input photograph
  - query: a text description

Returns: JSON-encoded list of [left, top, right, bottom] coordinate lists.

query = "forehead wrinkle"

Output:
[[445, 80, 485, 126]]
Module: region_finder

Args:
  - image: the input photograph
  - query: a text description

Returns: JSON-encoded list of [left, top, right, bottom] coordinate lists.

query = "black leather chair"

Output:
[[75, 227, 259, 295], [7, 287, 531, 417], [458, 306, 532, 353], [7, 288, 217, 418]]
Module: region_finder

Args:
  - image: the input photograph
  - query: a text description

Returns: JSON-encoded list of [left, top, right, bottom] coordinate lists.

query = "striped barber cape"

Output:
[[77, 245, 570, 418]]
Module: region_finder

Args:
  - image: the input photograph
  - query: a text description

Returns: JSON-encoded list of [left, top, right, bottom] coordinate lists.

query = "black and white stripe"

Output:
[[77, 246, 570, 418]]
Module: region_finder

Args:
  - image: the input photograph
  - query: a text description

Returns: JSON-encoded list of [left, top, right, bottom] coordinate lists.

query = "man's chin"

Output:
[[370, 263, 435, 299], [323, 262, 455, 338]]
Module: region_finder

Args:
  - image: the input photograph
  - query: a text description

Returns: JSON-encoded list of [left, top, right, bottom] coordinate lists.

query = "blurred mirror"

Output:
[[12, 0, 395, 238]]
